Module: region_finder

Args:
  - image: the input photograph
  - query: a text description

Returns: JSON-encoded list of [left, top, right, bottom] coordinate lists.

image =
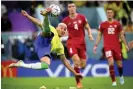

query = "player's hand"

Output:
[[128, 41, 133, 50], [75, 73, 83, 79], [21, 10, 28, 17], [88, 35, 94, 41], [93, 45, 97, 54], [126, 45, 130, 51], [40, 8, 52, 16]]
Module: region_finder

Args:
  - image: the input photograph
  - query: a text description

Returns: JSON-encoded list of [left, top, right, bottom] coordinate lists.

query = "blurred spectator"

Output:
[[24, 32, 39, 60], [85, 1, 99, 7], [34, 3, 44, 31], [1, 13, 12, 32], [124, 21, 133, 33], [12, 39, 25, 60], [1, 4, 7, 17], [24, 37, 39, 60], [1, 38, 8, 60], [131, 10, 133, 22], [98, 1, 108, 7], [1, 39, 5, 54], [17, 1, 32, 10], [123, 1, 131, 22], [73, 1, 87, 7], [104, 1, 131, 26]]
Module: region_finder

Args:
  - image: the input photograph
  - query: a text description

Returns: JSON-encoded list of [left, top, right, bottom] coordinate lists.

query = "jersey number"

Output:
[[108, 28, 115, 34], [105, 51, 112, 57], [69, 48, 73, 53], [74, 24, 78, 30]]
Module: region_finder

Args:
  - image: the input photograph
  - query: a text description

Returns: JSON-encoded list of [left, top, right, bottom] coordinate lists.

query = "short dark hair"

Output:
[[106, 8, 114, 12], [67, 1, 74, 4]]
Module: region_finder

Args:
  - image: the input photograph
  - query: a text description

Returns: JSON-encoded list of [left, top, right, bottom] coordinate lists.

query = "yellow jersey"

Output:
[[49, 25, 64, 55]]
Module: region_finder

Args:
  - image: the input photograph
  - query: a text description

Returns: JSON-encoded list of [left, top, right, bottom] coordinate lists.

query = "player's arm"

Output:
[[21, 9, 51, 35], [119, 31, 130, 51], [21, 10, 42, 28], [85, 23, 94, 41], [93, 31, 102, 53], [59, 54, 82, 78]]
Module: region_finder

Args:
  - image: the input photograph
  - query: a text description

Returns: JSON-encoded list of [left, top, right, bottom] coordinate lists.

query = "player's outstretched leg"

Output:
[[108, 57, 117, 86], [9, 56, 50, 70], [116, 61, 124, 85]]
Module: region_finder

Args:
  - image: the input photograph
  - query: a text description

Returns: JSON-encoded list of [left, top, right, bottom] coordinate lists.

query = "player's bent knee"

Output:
[[108, 61, 114, 66], [107, 57, 114, 66], [81, 63, 86, 69], [74, 61, 80, 68], [40, 56, 51, 65], [116, 61, 122, 67], [81, 64, 86, 69]]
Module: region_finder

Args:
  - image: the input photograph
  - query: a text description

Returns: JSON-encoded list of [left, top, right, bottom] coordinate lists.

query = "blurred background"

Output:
[[1, 1, 133, 78]]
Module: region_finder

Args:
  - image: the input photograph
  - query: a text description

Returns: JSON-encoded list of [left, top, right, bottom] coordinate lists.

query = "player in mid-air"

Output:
[[62, 2, 94, 88], [9, 7, 82, 79], [93, 8, 130, 86]]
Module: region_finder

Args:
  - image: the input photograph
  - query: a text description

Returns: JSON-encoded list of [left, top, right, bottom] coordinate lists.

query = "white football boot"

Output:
[[112, 81, 117, 86], [120, 76, 124, 85], [9, 60, 24, 68]]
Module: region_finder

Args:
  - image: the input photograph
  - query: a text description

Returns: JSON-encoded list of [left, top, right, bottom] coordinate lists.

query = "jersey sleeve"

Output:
[[82, 15, 88, 26], [99, 23, 103, 32]]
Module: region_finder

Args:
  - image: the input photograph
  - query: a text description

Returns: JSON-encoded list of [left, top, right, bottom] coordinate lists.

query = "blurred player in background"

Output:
[[93, 8, 130, 86], [62, 2, 94, 88], [9, 7, 83, 79]]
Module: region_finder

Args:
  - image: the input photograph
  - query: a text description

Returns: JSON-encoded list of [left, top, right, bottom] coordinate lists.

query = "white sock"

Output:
[[20, 62, 42, 69]]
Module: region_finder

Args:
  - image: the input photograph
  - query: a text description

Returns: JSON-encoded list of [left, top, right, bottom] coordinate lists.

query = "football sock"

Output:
[[74, 67, 80, 84], [118, 66, 123, 77], [109, 65, 116, 82], [20, 62, 49, 69]]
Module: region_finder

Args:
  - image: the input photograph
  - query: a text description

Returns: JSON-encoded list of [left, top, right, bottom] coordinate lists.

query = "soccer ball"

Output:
[[39, 86, 46, 89], [49, 4, 61, 16], [69, 87, 76, 89]]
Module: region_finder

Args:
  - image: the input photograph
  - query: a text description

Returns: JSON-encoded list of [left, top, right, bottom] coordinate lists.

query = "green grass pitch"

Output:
[[1, 77, 133, 89]]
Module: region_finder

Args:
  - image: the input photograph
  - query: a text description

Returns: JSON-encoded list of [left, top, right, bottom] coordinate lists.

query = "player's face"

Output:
[[106, 10, 114, 19], [68, 3, 76, 14], [56, 25, 67, 37]]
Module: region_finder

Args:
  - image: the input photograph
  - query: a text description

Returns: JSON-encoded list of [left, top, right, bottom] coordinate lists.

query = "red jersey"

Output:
[[99, 20, 122, 49], [62, 14, 87, 45]]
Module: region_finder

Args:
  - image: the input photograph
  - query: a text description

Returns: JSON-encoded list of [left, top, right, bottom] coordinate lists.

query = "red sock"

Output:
[[109, 65, 116, 82], [74, 67, 80, 84]]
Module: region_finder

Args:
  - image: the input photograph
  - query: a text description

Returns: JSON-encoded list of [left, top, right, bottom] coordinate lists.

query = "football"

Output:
[[49, 4, 61, 16], [39, 86, 46, 89]]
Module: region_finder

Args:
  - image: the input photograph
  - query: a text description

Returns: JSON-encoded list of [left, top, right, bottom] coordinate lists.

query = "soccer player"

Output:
[[93, 8, 130, 86], [9, 8, 82, 79], [62, 2, 94, 88]]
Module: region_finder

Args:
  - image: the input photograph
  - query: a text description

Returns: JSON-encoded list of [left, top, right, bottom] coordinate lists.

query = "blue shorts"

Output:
[[34, 35, 52, 59]]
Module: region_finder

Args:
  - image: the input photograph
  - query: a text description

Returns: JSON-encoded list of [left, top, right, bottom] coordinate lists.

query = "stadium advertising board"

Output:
[[17, 60, 133, 77], [1, 61, 17, 77]]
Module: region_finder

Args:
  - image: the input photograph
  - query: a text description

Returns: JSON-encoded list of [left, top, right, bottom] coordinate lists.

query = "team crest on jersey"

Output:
[[78, 20, 81, 24], [73, 21, 77, 24], [109, 25, 112, 27], [114, 25, 117, 28]]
